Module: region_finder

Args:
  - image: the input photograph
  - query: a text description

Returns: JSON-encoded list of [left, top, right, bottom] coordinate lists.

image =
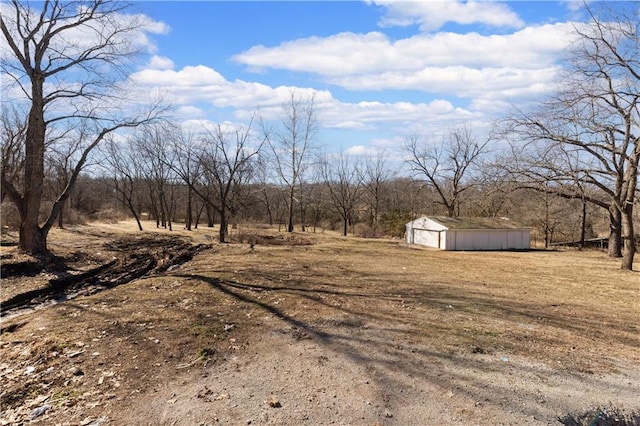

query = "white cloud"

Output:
[[341, 137, 410, 167], [130, 65, 226, 103], [63, 10, 170, 55], [124, 5, 587, 153], [369, 0, 525, 31], [345, 145, 377, 156], [180, 119, 218, 134], [128, 64, 475, 134], [128, 12, 171, 54], [175, 105, 205, 119], [233, 23, 576, 76], [562, 0, 591, 13], [331, 66, 559, 99], [320, 99, 466, 131], [232, 22, 578, 111], [147, 55, 175, 70], [234, 32, 392, 77], [131, 66, 332, 111]]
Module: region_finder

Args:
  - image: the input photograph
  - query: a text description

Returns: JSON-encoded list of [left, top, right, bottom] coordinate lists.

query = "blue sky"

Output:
[[125, 1, 594, 153]]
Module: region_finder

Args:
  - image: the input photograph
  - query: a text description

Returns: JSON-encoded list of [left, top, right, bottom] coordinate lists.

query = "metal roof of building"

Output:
[[424, 216, 529, 230]]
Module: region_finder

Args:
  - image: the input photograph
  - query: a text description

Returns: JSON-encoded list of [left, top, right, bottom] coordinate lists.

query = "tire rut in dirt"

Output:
[[1, 234, 211, 318]]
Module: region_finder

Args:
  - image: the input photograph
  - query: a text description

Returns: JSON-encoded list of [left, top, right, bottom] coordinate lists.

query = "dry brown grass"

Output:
[[1, 220, 639, 424], [185, 225, 640, 372]]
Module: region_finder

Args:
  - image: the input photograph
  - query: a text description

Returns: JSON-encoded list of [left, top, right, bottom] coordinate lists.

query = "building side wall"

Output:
[[444, 230, 530, 250], [412, 229, 441, 248], [405, 218, 447, 247]]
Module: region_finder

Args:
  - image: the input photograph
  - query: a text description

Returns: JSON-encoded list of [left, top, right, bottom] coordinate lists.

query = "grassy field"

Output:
[[1, 221, 639, 424]]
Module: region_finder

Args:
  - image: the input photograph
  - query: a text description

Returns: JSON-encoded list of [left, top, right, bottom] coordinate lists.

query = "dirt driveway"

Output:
[[1, 222, 639, 425]]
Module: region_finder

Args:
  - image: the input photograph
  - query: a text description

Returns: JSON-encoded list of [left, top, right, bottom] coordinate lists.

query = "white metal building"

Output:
[[405, 216, 531, 251]]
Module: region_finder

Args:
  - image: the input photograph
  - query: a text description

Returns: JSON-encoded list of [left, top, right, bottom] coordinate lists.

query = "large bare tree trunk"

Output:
[[608, 208, 623, 258], [19, 78, 47, 255], [19, 223, 47, 256], [497, 3, 639, 270], [621, 159, 638, 269], [206, 204, 215, 228], [219, 210, 228, 243], [621, 205, 635, 270]]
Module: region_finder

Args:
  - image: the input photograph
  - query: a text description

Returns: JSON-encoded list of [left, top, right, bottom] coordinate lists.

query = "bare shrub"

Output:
[[380, 210, 412, 238], [0, 202, 21, 230], [88, 209, 131, 224], [353, 223, 384, 239], [233, 231, 314, 246]]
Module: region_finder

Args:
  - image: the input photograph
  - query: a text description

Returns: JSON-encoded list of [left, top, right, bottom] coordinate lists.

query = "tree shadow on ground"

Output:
[[179, 272, 640, 424]]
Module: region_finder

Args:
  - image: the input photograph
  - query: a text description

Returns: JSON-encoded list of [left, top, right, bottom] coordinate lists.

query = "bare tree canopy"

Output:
[[191, 119, 264, 243], [406, 125, 489, 217], [320, 152, 364, 237], [363, 151, 393, 233], [1, 0, 165, 255], [0, 105, 26, 203], [101, 136, 147, 231], [500, 3, 639, 270], [263, 90, 318, 232]]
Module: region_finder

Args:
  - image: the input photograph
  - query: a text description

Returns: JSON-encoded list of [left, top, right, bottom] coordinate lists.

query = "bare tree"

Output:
[[263, 91, 318, 232], [254, 156, 278, 226], [463, 168, 516, 219], [1, 0, 164, 255], [192, 121, 264, 243], [306, 182, 328, 233], [363, 151, 392, 233], [497, 140, 621, 251], [501, 3, 639, 270], [134, 125, 177, 230], [44, 125, 85, 228], [164, 125, 201, 231], [101, 138, 146, 231], [320, 152, 364, 237], [0, 105, 26, 204], [406, 126, 489, 217]]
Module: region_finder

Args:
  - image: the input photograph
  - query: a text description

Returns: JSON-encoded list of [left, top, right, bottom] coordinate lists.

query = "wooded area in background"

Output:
[[1, 1, 638, 269]]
